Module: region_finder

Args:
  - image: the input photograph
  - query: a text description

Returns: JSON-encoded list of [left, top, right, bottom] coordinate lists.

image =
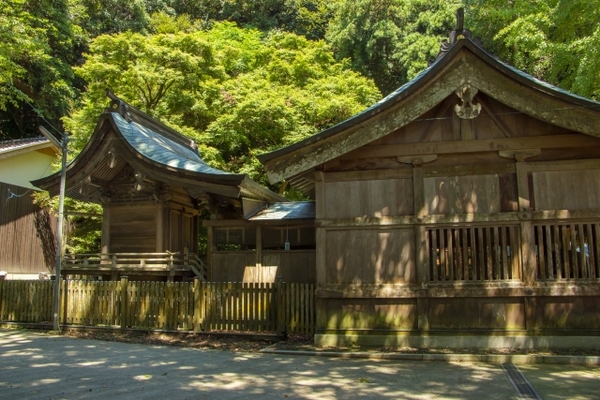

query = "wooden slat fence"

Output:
[[197, 282, 277, 332], [427, 225, 521, 282], [0, 279, 315, 335], [62, 280, 120, 326], [286, 283, 315, 334], [0, 280, 53, 322], [534, 222, 600, 280]]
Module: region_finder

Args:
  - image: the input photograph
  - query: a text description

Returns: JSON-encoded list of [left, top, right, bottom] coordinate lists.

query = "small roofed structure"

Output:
[[204, 201, 315, 283], [0, 137, 59, 279], [34, 91, 287, 281]]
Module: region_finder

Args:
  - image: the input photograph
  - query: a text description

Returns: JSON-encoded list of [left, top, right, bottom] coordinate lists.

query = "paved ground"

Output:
[[0, 330, 598, 399]]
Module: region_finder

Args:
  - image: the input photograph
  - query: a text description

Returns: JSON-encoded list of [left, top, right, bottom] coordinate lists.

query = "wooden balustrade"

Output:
[[62, 252, 207, 280], [533, 222, 600, 280], [427, 225, 521, 282]]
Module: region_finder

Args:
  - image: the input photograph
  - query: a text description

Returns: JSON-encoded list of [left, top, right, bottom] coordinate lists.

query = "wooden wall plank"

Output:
[[325, 229, 415, 284]]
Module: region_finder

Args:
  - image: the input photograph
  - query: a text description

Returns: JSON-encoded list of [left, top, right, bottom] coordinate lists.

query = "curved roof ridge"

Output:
[[258, 38, 600, 166], [105, 89, 200, 155], [111, 112, 237, 177]]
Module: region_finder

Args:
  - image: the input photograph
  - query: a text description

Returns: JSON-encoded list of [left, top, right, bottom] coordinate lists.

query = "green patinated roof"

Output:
[[112, 112, 235, 178], [248, 201, 315, 221], [33, 94, 285, 204]]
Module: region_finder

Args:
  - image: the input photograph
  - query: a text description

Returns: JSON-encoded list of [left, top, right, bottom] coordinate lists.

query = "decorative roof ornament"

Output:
[[106, 89, 132, 122], [435, 8, 483, 61], [454, 84, 482, 119]]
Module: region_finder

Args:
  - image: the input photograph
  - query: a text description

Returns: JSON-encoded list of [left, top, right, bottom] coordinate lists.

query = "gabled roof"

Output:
[[0, 137, 58, 160], [33, 93, 285, 204], [258, 38, 600, 186]]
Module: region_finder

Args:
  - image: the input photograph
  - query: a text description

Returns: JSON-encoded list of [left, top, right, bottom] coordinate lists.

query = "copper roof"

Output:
[[33, 94, 286, 204]]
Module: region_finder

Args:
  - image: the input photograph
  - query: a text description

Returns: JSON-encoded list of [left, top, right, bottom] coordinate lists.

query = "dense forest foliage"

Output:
[[3, 1, 599, 148], [2, 0, 599, 252]]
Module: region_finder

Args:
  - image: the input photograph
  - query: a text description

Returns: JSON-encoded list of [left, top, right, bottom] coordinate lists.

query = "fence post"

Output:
[[0, 275, 4, 321], [60, 278, 68, 326], [276, 276, 285, 337], [193, 277, 202, 332], [168, 253, 175, 282], [120, 276, 129, 330]]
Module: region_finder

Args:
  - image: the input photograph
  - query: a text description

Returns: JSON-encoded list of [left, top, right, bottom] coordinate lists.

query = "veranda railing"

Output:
[[533, 222, 600, 280], [62, 252, 208, 280], [427, 225, 521, 282]]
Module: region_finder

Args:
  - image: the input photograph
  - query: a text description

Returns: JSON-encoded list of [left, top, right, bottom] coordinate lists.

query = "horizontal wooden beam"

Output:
[[526, 158, 600, 172], [343, 135, 600, 160], [317, 210, 600, 228], [423, 163, 515, 177], [324, 168, 413, 182], [317, 282, 600, 299]]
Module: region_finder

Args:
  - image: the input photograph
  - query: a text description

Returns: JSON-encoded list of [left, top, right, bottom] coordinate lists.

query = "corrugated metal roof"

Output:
[[248, 201, 315, 221], [0, 137, 51, 154]]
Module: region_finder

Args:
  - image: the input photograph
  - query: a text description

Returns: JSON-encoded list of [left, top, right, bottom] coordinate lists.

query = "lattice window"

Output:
[[427, 225, 521, 282]]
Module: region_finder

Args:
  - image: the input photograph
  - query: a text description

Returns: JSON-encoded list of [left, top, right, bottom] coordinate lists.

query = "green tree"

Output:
[[65, 22, 380, 187], [0, 0, 81, 139], [465, 0, 600, 100], [162, 0, 338, 39], [68, 0, 151, 37], [326, 0, 462, 95]]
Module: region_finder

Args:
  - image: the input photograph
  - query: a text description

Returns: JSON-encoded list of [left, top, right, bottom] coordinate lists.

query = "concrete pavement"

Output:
[[0, 329, 598, 399]]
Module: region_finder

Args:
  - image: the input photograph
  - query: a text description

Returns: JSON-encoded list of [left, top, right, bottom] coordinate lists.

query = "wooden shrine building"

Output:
[[34, 92, 304, 282], [258, 14, 600, 347]]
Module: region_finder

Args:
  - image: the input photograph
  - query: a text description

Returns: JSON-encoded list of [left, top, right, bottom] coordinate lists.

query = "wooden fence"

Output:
[[0, 278, 315, 335]]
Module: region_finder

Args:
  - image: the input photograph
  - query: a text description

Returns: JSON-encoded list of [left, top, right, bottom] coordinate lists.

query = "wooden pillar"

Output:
[[516, 156, 535, 285], [520, 219, 537, 286], [179, 208, 184, 252], [101, 206, 111, 254], [412, 162, 430, 331], [412, 162, 429, 285], [192, 215, 199, 253], [516, 161, 531, 211], [416, 296, 430, 331], [256, 225, 262, 282], [524, 296, 538, 332], [193, 277, 201, 332], [498, 150, 539, 211], [206, 226, 214, 282], [156, 204, 164, 252], [276, 276, 285, 336], [120, 276, 129, 330], [314, 171, 328, 332], [498, 151, 539, 285]]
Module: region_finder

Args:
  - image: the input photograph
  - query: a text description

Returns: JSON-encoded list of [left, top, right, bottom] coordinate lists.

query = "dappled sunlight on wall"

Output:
[[425, 175, 502, 214], [328, 229, 415, 284]]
